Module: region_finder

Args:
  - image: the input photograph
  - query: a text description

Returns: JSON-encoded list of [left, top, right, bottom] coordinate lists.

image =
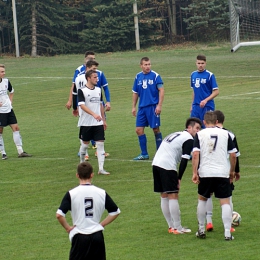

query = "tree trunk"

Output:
[[166, 0, 177, 39], [31, 2, 37, 57]]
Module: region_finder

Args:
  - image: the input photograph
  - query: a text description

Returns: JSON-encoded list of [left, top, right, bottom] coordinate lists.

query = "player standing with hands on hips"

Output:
[[56, 162, 120, 260], [190, 55, 219, 128], [132, 57, 164, 160]]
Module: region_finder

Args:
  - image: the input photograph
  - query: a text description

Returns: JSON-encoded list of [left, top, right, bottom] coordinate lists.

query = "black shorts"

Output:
[[70, 231, 105, 260], [198, 177, 232, 199], [153, 165, 179, 193], [0, 110, 17, 127], [79, 125, 105, 142]]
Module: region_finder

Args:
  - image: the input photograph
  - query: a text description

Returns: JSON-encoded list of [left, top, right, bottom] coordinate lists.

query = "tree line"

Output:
[[0, 0, 230, 56]]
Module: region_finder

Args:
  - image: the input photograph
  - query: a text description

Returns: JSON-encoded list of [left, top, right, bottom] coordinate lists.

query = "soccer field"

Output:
[[0, 45, 260, 260]]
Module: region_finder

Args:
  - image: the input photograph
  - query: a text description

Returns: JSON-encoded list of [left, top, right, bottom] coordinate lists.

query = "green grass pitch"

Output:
[[1, 44, 260, 259]]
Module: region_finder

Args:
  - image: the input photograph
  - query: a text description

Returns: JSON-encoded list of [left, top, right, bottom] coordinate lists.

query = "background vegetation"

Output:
[[0, 45, 260, 259], [0, 0, 233, 55]]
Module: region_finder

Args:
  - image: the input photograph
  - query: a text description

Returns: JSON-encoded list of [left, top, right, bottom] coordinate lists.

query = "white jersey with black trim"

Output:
[[56, 184, 120, 242], [0, 78, 13, 113], [74, 74, 87, 95], [152, 130, 194, 171], [193, 127, 237, 178], [77, 86, 103, 127]]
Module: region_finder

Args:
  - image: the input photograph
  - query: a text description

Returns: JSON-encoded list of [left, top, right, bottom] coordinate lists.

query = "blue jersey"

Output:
[[72, 64, 85, 83], [132, 70, 163, 108], [72, 65, 110, 102], [191, 69, 218, 109]]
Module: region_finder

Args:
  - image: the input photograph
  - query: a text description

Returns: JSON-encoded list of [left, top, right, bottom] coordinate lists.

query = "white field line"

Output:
[[8, 75, 260, 80]]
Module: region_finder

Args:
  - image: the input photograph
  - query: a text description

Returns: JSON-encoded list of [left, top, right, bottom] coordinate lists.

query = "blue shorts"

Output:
[[190, 105, 214, 127], [136, 105, 160, 128]]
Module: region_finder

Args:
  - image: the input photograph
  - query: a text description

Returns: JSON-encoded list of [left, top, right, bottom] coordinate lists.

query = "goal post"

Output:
[[229, 0, 260, 52]]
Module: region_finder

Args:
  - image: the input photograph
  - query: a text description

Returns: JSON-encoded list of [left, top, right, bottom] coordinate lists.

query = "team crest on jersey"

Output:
[[195, 78, 200, 88], [142, 79, 147, 89], [148, 79, 153, 85]]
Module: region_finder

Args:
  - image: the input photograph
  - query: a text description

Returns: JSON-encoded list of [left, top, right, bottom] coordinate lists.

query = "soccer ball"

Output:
[[232, 211, 241, 226]]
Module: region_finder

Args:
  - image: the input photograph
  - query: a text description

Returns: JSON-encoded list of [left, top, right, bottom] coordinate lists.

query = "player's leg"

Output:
[[153, 166, 174, 232], [0, 125, 7, 159], [95, 126, 109, 175], [148, 105, 162, 150], [79, 126, 90, 163], [8, 110, 31, 157], [133, 108, 149, 160], [216, 178, 233, 240], [196, 178, 210, 238], [206, 194, 213, 231]]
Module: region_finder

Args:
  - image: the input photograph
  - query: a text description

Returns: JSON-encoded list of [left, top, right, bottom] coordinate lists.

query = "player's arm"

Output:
[[156, 85, 164, 115], [100, 73, 111, 111], [200, 88, 219, 108], [56, 192, 75, 233], [178, 139, 194, 180], [228, 134, 237, 182], [190, 91, 194, 112], [7, 81, 14, 104], [132, 91, 138, 117], [100, 193, 121, 228], [192, 134, 200, 184], [100, 94, 107, 130], [65, 83, 75, 110]]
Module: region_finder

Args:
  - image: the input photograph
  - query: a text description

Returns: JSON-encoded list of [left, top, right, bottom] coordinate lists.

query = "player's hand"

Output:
[[72, 109, 78, 117], [234, 172, 240, 181], [199, 100, 207, 108], [132, 108, 136, 117], [192, 173, 199, 184], [105, 102, 111, 111], [155, 104, 162, 115], [66, 225, 76, 233], [65, 100, 72, 110], [94, 114, 102, 121], [103, 121, 107, 131]]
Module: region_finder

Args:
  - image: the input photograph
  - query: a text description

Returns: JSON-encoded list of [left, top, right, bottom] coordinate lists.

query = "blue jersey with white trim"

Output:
[[132, 70, 163, 108], [191, 69, 218, 109]]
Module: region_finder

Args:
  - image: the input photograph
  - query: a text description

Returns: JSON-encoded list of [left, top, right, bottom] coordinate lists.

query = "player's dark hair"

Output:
[[85, 51, 95, 57], [185, 117, 202, 128], [204, 111, 217, 124], [214, 110, 225, 124], [197, 54, 206, 62], [86, 60, 99, 68], [77, 162, 93, 179], [0, 64, 5, 68], [85, 69, 97, 80], [140, 57, 150, 64]]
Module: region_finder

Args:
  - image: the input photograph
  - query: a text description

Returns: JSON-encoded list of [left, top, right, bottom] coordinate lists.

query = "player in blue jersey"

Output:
[[190, 54, 219, 128], [132, 57, 164, 160], [66, 51, 95, 111]]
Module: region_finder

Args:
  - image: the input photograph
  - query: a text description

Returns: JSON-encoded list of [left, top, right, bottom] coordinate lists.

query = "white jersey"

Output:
[[193, 127, 237, 178], [56, 184, 120, 242], [77, 86, 103, 127], [152, 130, 194, 171], [73, 74, 87, 95], [0, 78, 13, 113]]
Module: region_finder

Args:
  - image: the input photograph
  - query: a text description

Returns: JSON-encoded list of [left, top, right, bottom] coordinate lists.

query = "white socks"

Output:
[[13, 131, 23, 154], [206, 195, 213, 224], [161, 197, 174, 228], [197, 199, 207, 232], [79, 142, 89, 162], [96, 141, 105, 171], [0, 134, 6, 155], [222, 203, 232, 237]]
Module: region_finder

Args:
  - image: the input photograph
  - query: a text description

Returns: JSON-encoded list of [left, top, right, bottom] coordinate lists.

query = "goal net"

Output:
[[229, 0, 260, 52]]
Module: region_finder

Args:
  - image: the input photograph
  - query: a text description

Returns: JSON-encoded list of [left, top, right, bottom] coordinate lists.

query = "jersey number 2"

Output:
[[85, 198, 93, 218]]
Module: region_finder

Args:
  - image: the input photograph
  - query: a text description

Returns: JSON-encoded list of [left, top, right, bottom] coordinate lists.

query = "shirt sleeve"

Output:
[[8, 80, 14, 93], [105, 193, 120, 215], [77, 89, 85, 106], [56, 191, 71, 216], [193, 133, 200, 152]]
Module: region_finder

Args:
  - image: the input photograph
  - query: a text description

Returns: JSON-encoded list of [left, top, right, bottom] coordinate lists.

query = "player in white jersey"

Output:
[[152, 117, 202, 234], [56, 162, 120, 260], [0, 64, 32, 159], [77, 70, 109, 175], [192, 111, 237, 241], [205, 110, 240, 232]]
